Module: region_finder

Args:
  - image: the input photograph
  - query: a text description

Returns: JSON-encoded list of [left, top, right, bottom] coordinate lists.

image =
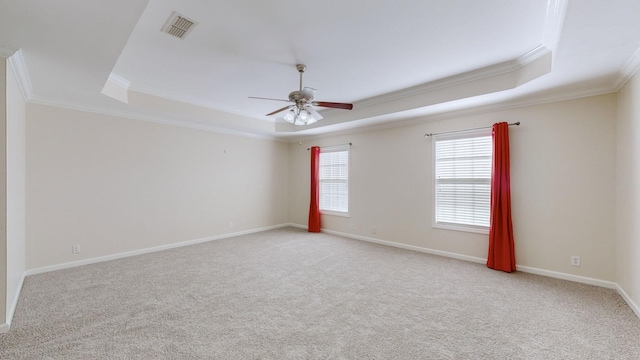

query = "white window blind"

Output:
[[434, 131, 492, 232], [319, 146, 349, 214]]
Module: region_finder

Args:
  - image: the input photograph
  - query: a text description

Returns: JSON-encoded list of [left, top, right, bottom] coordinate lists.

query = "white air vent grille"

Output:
[[161, 12, 197, 39]]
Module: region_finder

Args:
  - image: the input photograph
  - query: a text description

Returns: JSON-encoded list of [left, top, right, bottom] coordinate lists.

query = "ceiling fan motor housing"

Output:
[[288, 91, 303, 102]]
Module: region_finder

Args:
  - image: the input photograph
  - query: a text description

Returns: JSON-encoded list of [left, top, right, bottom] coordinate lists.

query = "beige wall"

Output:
[[26, 104, 289, 270], [14, 74, 639, 316], [6, 57, 26, 322], [616, 70, 640, 309], [290, 94, 618, 281]]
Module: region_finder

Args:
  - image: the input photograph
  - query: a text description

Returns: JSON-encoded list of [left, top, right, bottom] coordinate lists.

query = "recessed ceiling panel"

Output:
[[111, 0, 547, 120]]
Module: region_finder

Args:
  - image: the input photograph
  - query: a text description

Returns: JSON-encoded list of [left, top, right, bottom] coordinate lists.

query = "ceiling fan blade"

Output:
[[312, 101, 353, 110], [266, 105, 293, 116], [306, 106, 323, 121], [249, 96, 290, 102]]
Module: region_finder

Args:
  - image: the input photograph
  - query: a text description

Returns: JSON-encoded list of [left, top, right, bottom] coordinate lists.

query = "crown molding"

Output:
[[27, 78, 614, 145], [516, 45, 552, 66], [28, 96, 280, 141], [413, 84, 615, 127], [107, 72, 130, 89], [543, 0, 569, 51], [0, 45, 35, 101], [287, 84, 615, 143], [27, 82, 615, 145], [101, 72, 131, 104], [130, 84, 258, 120], [613, 46, 640, 91], [7, 49, 33, 101], [393, 45, 550, 97], [0, 44, 18, 58], [320, 45, 551, 119]]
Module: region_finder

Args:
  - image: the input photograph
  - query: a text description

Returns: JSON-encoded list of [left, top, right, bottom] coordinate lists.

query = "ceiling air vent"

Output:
[[161, 11, 197, 39]]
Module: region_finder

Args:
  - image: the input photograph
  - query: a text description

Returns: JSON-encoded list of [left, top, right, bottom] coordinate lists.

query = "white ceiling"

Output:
[[1, 0, 640, 139]]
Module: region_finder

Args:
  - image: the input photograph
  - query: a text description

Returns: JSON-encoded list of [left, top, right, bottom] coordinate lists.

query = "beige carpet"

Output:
[[1, 227, 639, 359]]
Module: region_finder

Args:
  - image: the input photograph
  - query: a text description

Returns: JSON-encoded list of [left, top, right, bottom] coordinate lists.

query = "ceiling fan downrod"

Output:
[[296, 64, 307, 92]]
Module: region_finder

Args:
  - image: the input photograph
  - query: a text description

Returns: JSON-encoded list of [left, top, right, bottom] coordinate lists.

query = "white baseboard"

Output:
[[25, 224, 291, 276], [304, 224, 637, 319], [617, 284, 640, 319], [18, 223, 640, 323], [515, 265, 617, 289], [0, 323, 9, 334], [286, 223, 307, 230], [319, 227, 486, 265]]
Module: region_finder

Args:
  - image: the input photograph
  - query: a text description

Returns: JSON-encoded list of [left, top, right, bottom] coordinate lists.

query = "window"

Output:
[[319, 145, 349, 216], [433, 130, 492, 233]]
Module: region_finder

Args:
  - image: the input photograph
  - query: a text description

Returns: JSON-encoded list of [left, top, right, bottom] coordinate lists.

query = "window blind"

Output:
[[434, 132, 492, 229], [319, 147, 349, 213]]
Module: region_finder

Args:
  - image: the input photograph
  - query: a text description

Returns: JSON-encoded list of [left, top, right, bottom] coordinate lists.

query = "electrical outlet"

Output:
[[228, 222, 233, 229], [571, 255, 581, 267], [350, 223, 355, 230], [372, 227, 377, 235], [72, 245, 80, 254]]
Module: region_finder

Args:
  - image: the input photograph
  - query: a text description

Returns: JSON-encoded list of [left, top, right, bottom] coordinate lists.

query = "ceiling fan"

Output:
[[249, 64, 353, 126]]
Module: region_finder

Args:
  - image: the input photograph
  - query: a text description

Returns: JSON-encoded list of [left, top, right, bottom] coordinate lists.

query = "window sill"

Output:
[[433, 223, 489, 235], [320, 210, 350, 218]]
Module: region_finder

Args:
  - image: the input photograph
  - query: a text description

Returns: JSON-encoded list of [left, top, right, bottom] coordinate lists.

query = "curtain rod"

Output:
[[307, 142, 352, 151], [424, 122, 520, 137]]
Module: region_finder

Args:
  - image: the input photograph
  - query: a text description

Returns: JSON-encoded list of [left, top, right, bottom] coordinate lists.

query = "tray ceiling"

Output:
[[1, 0, 639, 139]]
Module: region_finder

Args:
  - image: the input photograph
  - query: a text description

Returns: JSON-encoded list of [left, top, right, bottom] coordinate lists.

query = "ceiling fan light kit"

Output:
[[249, 64, 353, 126], [284, 107, 318, 126]]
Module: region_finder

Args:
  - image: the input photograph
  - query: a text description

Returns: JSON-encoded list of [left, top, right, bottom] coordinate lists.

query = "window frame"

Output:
[[319, 144, 350, 217], [432, 129, 492, 234]]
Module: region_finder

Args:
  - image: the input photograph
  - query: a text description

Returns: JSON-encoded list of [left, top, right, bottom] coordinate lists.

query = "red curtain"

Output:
[[487, 122, 516, 272], [308, 146, 321, 232]]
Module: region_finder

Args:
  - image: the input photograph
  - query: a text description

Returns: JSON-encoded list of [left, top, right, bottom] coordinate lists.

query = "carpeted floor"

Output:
[[1, 227, 639, 359]]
